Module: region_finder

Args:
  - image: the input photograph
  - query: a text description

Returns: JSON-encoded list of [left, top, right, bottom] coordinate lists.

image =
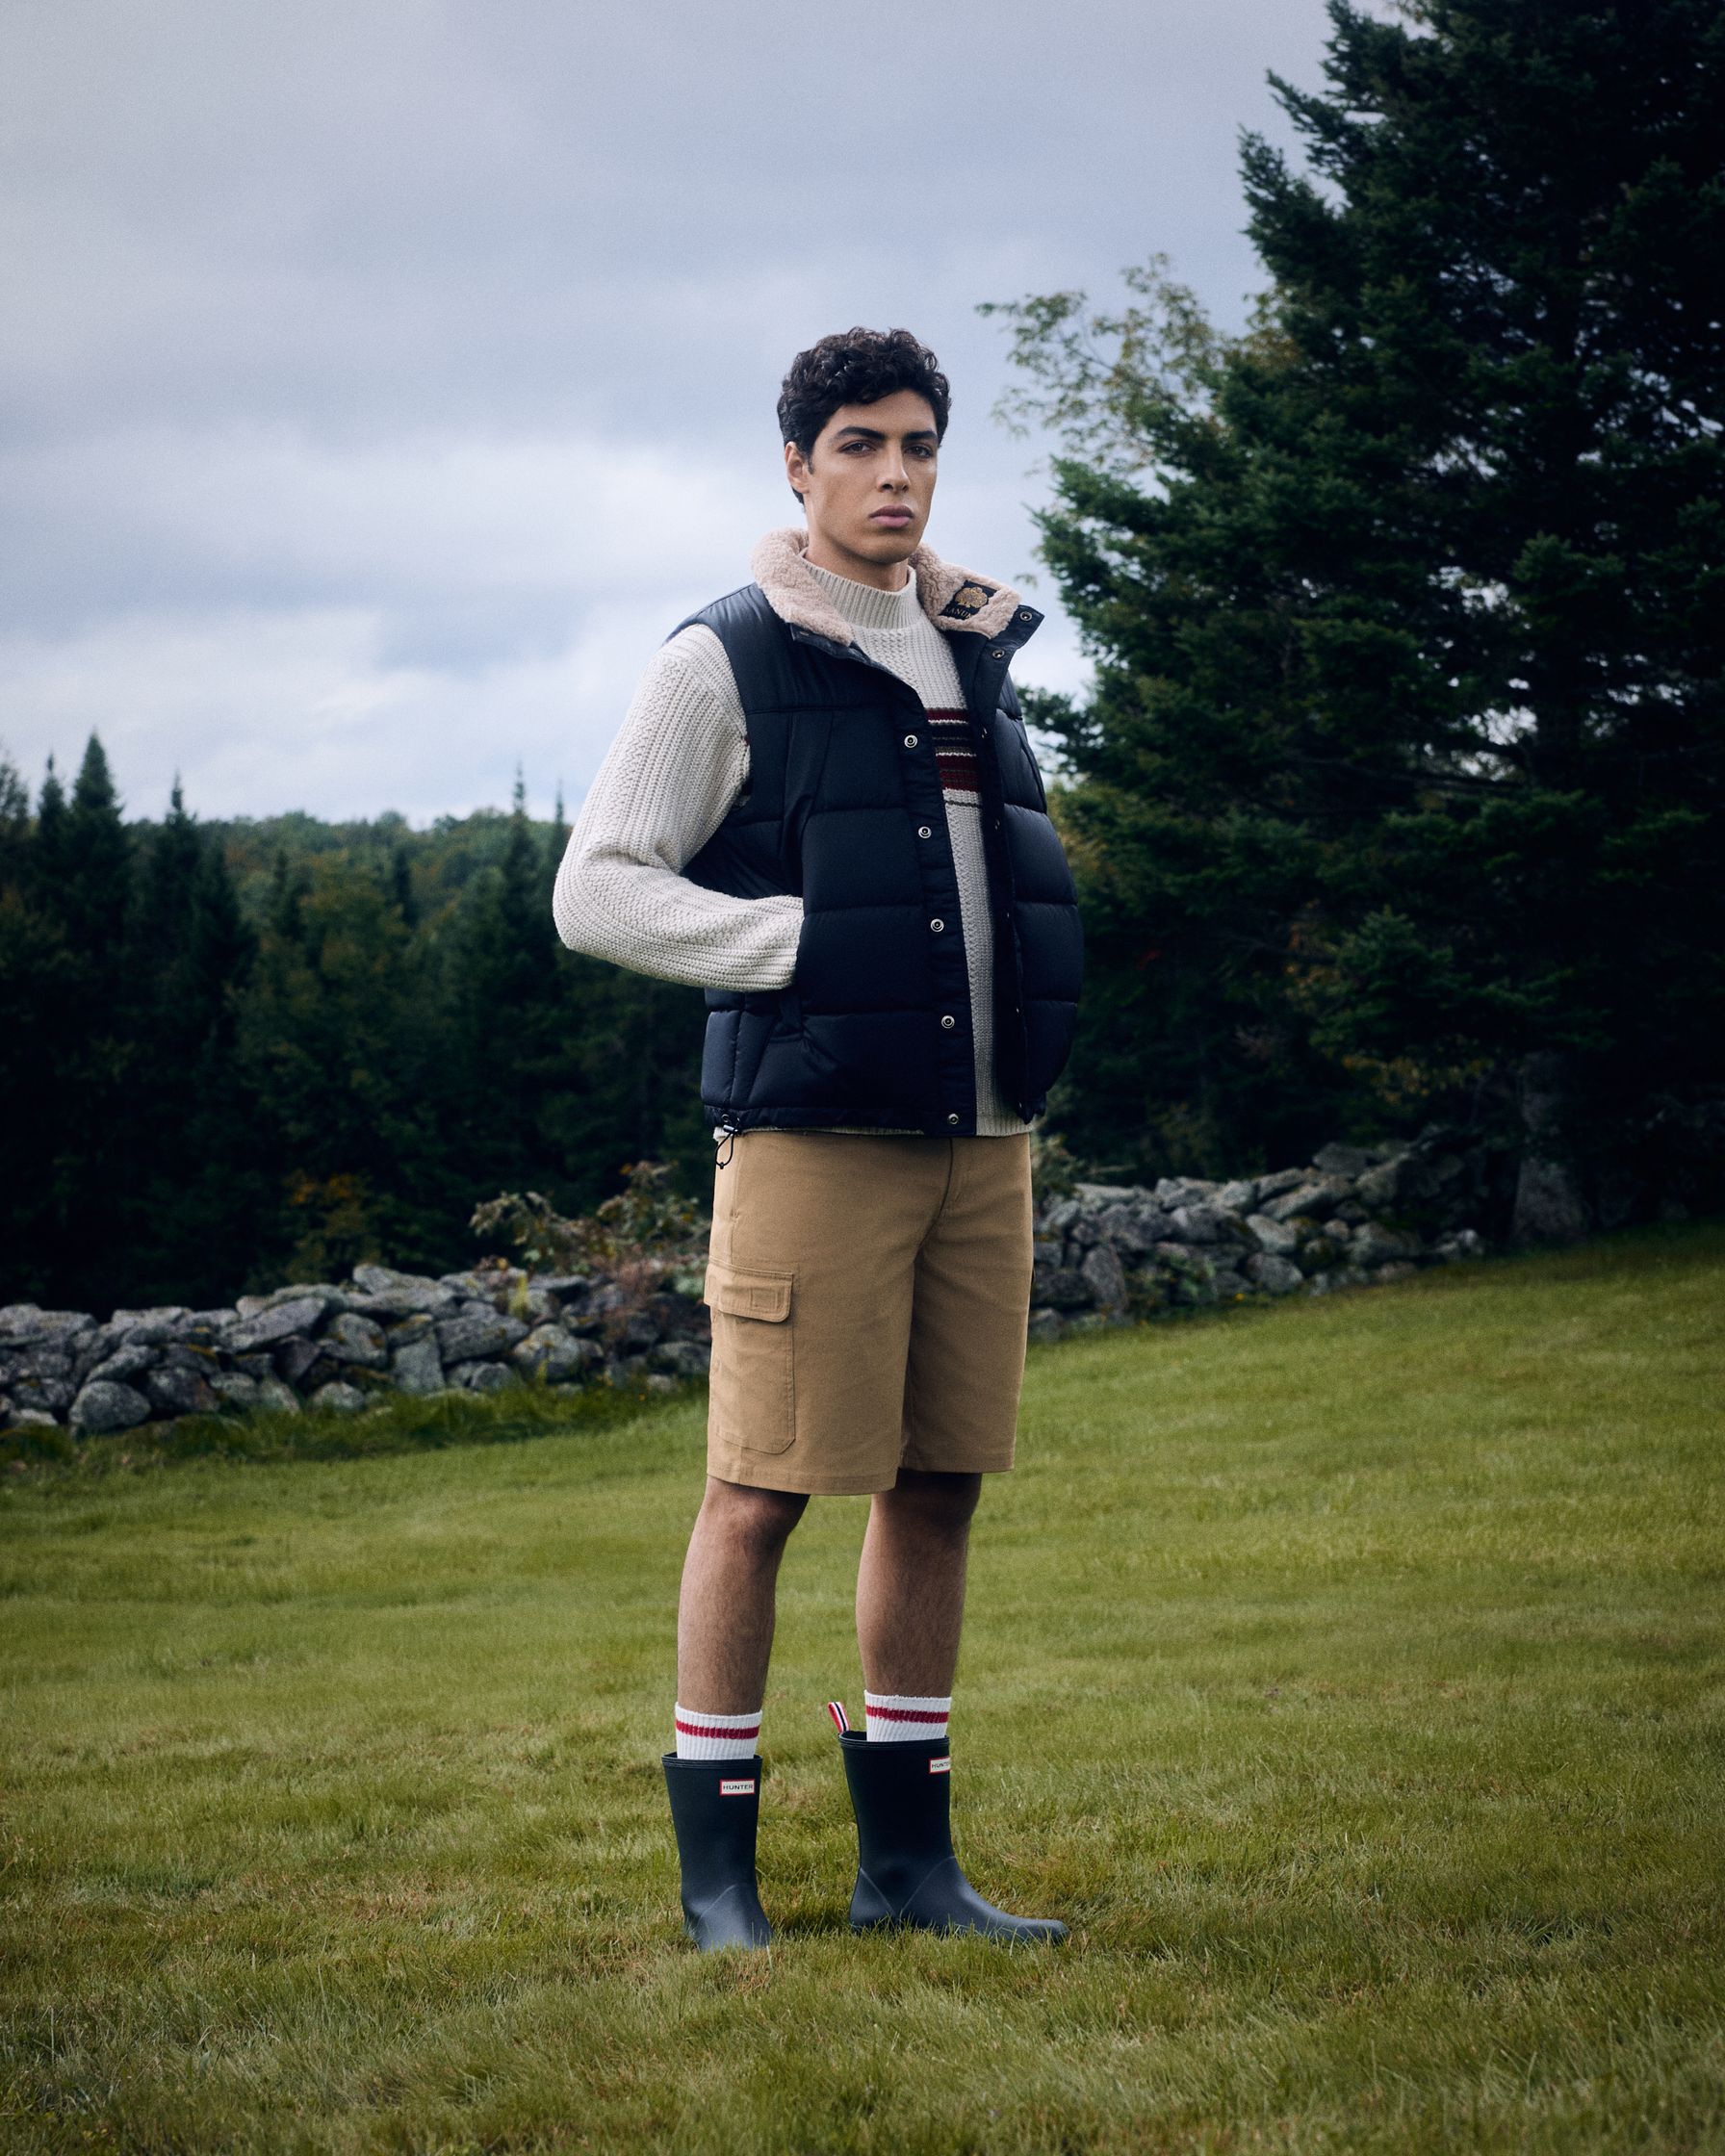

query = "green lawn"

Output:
[[3, 1225, 1722, 2154]]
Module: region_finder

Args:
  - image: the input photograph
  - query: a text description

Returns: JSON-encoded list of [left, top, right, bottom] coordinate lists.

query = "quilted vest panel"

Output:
[[679, 580, 1083, 1134]]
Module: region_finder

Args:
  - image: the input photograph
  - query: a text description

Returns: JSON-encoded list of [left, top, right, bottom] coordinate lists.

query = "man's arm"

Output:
[[553, 625, 803, 990]]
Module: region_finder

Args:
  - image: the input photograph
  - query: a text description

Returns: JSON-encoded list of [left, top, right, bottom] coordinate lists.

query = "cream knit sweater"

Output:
[[554, 557, 1029, 1136]]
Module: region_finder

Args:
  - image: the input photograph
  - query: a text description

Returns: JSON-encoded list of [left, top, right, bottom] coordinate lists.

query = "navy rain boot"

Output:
[[662, 1754, 774, 1950], [837, 1731, 1066, 1942]]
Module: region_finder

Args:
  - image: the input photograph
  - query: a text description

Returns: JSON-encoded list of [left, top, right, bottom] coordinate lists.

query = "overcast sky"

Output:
[[1, 0, 1333, 824]]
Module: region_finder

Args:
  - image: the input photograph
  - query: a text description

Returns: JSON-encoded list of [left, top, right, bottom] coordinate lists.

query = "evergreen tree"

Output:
[[992, 0, 1725, 1217], [0, 757, 66, 1300], [25, 737, 142, 1303], [120, 784, 261, 1305]]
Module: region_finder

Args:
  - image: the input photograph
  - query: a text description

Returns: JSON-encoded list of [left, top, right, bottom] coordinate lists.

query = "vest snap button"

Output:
[[916, 824, 932, 839], [1017, 609, 1032, 622], [991, 648, 1005, 659], [929, 918, 944, 933], [940, 1014, 956, 1030], [946, 1114, 961, 1126], [903, 732, 918, 748]]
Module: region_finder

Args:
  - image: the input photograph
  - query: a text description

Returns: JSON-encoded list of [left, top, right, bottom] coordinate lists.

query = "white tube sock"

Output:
[[863, 1691, 952, 1742], [673, 1704, 761, 1761]]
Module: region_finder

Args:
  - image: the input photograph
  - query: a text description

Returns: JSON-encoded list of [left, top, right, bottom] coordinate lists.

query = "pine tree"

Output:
[[993, 0, 1725, 1219], [121, 783, 261, 1305]]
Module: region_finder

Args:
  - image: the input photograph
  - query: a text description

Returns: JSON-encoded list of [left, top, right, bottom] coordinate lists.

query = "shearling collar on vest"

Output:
[[749, 526, 1026, 648]]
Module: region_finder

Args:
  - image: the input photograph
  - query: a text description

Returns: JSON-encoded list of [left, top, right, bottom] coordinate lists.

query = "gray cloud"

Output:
[[1, 0, 1330, 820]]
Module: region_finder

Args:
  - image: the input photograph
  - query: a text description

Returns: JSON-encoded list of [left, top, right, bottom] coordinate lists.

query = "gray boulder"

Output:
[[1080, 1244, 1128, 1313], [209, 1372, 262, 1409], [1245, 1252, 1304, 1296], [308, 1380, 367, 1415], [323, 1313, 389, 1369], [143, 1367, 216, 1417], [1244, 1213, 1300, 1257], [1153, 1177, 1220, 1209], [1313, 1142, 1375, 1180], [1036, 1267, 1094, 1312], [272, 1337, 322, 1387], [436, 1310, 529, 1365], [107, 1305, 191, 1336], [1026, 1309, 1068, 1345], [529, 1273, 591, 1305], [1167, 1202, 1231, 1245], [70, 1380, 151, 1434], [1305, 1266, 1374, 1296], [458, 1361, 515, 1395], [7, 1373, 75, 1417], [391, 1335, 444, 1396], [1355, 1156, 1409, 1209], [1431, 1229, 1486, 1262], [1092, 1201, 1172, 1253], [1252, 1168, 1308, 1202], [220, 1296, 332, 1355], [0, 1307, 96, 1350], [1262, 1176, 1354, 1224], [254, 1376, 302, 1415], [1211, 1268, 1250, 1299], [347, 1266, 456, 1319], [648, 1339, 711, 1379], [1215, 1179, 1258, 1213], [510, 1325, 603, 1384], [234, 1283, 344, 1320], [1352, 1221, 1423, 1268]]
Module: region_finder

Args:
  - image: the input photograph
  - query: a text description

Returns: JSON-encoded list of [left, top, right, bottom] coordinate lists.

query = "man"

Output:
[[554, 326, 1082, 1950]]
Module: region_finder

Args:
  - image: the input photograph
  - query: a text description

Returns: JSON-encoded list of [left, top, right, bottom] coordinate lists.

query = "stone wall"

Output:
[[2, 1128, 1503, 1440], [0, 1264, 712, 1438], [1028, 1130, 1492, 1341]]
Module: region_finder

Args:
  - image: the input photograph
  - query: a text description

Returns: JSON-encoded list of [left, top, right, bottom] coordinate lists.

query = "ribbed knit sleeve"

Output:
[[552, 626, 803, 991]]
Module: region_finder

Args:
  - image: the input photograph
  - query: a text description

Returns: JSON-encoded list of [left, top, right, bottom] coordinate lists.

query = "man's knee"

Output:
[[701, 1476, 808, 1563]]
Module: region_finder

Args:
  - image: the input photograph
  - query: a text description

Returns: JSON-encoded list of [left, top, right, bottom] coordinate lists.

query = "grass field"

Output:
[[2, 1224, 1722, 2154]]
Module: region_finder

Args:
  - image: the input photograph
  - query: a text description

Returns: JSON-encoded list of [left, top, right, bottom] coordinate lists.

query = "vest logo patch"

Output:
[[941, 581, 993, 620], [719, 1777, 757, 1796], [929, 1756, 951, 1775]]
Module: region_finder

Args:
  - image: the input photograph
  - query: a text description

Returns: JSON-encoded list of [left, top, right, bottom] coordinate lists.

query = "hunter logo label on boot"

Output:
[[718, 1778, 757, 1796], [929, 1757, 951, 1775]]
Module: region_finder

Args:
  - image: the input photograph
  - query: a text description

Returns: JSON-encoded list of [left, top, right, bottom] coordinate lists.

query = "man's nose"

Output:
[[880, 451, 910, 489]]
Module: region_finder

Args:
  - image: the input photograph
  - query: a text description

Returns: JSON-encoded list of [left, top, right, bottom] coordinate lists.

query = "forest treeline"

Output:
[[0, 748, 708, 1313], [5, 0, 1722, 1314]]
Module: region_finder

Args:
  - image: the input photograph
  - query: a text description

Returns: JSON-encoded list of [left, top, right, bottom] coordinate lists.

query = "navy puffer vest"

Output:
[[679, 578, 1082, 1135]]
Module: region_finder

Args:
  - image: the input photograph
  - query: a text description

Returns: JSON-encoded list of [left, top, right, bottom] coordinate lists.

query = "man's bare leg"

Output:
[[855, 1467, 982, 1696], [676, 1476, 809, 1711]]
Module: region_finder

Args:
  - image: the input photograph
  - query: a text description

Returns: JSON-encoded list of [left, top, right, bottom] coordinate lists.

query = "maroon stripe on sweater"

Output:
[[926, 706, 980, 797]]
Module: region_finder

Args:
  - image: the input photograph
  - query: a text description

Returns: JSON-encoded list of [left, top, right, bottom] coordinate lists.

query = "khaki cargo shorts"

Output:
[[704, 1130, 1034, 1495]]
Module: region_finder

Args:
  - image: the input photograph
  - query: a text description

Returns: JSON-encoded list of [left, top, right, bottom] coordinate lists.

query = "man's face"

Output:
[[785, 389, 940, 578]]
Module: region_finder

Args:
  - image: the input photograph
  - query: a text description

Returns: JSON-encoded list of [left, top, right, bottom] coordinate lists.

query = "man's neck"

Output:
[[803, 529, 913, 594]]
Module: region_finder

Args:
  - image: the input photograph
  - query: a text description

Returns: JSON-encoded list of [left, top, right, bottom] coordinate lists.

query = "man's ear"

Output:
[[784, 438, 811, 501]]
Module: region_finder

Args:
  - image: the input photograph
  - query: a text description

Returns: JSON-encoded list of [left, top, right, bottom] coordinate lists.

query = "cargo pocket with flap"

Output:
[[703, 1262, 795, 1454]]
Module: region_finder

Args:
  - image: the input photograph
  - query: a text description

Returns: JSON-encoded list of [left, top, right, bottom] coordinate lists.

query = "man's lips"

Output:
[[870, 508, 914, 525]]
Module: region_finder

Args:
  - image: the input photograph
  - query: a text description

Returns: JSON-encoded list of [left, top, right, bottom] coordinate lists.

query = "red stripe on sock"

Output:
[[675, 1717, 760, 1738], [863, 1705, 949, 1724]]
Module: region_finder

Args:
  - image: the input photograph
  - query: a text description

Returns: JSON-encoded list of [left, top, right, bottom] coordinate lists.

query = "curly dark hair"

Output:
[[778, 327, 951, 502]]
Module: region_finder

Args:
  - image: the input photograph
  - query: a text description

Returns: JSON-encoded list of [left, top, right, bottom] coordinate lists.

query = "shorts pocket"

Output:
[[704, 1262, 795, 1454]]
